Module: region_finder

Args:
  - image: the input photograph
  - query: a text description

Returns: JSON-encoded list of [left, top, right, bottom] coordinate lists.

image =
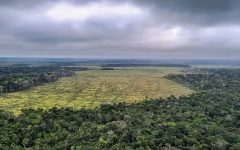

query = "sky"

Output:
[[0, 0, 240, 59]]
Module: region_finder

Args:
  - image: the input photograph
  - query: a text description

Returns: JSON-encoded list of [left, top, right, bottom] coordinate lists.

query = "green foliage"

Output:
[[0, 68, 239, 149], [0, 65, 87, 93], [167, 69, 240, 92]]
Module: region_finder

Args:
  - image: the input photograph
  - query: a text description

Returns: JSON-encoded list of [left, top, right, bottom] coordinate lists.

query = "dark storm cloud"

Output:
[[0, 0, 240, 59], [136, 0, 240, 26]]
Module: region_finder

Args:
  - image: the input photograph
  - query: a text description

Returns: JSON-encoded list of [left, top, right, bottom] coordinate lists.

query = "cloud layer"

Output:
[[0, 0, 240, 59]]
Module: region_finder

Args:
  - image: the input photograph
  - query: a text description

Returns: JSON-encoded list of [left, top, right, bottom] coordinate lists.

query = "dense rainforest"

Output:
[[0, 65, 88, 93], [0, 68, 240, 149]]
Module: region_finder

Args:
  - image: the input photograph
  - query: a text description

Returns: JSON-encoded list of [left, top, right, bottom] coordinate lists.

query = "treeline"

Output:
[[101, 67, 114, 70], [101, 64, 190, 68], [0, 69, 239, 149], [0, 65, 88, 93], [167, 69, 240, 92]]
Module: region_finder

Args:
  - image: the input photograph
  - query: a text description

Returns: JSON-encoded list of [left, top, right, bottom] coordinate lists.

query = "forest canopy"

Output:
[[0, 68, 240, 149]]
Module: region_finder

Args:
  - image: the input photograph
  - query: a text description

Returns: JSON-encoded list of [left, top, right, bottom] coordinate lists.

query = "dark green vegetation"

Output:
[[0, 65, 88, 93], [0, 68, 240, 149], [168, 69, 240, 92], [101, 64, 190, 68], [100, 67, 115, 70]]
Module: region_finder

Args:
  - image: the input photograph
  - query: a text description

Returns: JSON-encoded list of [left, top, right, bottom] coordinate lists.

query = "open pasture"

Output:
[[0, 67, 193, 115]]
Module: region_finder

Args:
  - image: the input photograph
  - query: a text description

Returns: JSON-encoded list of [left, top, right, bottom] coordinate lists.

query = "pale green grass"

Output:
[[0, 67, 194, 115]]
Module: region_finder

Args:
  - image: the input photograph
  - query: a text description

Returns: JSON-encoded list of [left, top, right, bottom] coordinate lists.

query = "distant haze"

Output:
[[0, 0, 240, 59]]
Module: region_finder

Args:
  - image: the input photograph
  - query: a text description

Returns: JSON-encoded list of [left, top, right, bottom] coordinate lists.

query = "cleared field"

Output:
[[0, 67, 194, 115]]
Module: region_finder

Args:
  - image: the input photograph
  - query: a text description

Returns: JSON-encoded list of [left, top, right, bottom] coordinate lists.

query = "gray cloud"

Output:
[[0, 0, 240, 59]]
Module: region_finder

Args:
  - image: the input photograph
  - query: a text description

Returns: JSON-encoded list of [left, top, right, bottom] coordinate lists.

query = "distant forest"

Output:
[[0, 68, 239, 149], [0, 65, 88, 93], [101, 64, 190, 68]]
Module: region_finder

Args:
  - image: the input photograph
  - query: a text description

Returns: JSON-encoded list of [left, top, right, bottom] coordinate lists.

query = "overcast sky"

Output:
[[0, 0, 240, 59]]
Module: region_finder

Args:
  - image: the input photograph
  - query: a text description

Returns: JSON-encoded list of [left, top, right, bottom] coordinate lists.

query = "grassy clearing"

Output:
[[0, 67, 193, 115]]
